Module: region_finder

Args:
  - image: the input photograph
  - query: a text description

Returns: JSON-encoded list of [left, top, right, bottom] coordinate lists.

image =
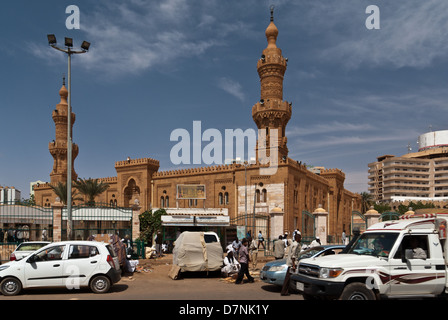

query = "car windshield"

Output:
[[298, 247, 325, 259], [347, 232, 398, 258]]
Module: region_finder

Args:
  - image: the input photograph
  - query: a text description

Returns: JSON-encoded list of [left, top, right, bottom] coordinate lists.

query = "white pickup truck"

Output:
[[292, 213, 448, 300]]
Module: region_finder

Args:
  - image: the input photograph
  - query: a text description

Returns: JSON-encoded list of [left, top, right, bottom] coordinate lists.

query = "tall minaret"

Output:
[[49, 77, 78, 184], [252, 6, 291, 162]]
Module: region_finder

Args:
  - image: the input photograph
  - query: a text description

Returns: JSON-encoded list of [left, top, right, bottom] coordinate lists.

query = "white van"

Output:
[[173, 231, 223, 272], [292, 213, 448, 300]]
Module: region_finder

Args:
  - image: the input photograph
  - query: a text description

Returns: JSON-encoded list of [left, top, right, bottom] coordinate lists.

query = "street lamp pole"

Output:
[[47, 35, 90, 240]]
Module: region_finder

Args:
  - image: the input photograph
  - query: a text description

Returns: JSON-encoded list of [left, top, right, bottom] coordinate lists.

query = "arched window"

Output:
[[218, 192, 223, 205], [262, 189, 267, 202], [160, 196, 165, 208], [224, 192, 229, 205], [166, 196, 169, 208], [255, 190, 261, 203]]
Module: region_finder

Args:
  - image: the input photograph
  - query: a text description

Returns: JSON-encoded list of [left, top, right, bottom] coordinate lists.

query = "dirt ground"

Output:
[[131, 252, 274, 281]]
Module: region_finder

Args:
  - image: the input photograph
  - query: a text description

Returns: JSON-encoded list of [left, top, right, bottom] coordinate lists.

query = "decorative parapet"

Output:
[[153, 163, 241, 178], [115, 157, 160, 168], [97, 176, 118, 183], [320, 168, 346, 178]]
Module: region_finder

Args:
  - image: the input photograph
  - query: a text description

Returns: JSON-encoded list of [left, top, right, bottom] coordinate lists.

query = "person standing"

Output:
[[257, 231, 265, 249], [274, 235, 286, 260], [249, 237, 258, 270], [232, 237, 242, 259], [155, 231, 163, 257], [235, 238, 254, 284], [281, 232, 302, 296]]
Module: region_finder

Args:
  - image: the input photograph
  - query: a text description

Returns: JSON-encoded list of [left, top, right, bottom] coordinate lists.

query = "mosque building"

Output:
[[34, 9, 362, 243]]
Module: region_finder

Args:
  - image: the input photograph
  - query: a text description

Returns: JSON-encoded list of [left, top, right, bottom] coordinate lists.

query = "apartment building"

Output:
[[368, 130, 448, 204], [0, 186, 21, 204]]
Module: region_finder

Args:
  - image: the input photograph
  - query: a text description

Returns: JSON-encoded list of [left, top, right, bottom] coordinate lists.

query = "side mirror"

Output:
[[402, 249, 413, 262], [27, 254, 37, 263]]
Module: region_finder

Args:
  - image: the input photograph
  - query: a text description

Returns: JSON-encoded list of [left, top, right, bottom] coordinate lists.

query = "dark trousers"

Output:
[[281, 267, 291, 295], [235, 263, 254, 284]]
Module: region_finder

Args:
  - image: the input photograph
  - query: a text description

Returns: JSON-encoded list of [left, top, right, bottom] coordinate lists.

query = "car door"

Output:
[[24, 244, 67, 288], [62, 244, 101, 288], [388, 234, 442, 295]]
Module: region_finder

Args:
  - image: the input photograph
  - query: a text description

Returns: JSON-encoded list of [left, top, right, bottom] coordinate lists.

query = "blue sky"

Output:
[[1, 0, 448, 198]]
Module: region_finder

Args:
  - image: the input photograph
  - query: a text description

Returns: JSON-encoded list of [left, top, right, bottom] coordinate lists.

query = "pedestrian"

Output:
[[309, 236, 321, 247], [232, 237, 242, 259], [155, 231, 163, 257], [342, 230, 347, 245], [249, 236, 258, 270], [235, 238, 254, 284], [274, 235, 286, 259], [281, 232, 302, 296], [221, 250, 240, 277], [257, 231, 265, 249]]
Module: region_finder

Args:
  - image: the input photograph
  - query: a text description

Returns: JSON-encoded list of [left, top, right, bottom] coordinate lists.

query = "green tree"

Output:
[[360, 191, 374, 213], [397, 201, 436, 215], [373, 203, 392, 214], [138, 209, 166, 244], [74, 178, 110, 206], [50, 181, 83, 205]]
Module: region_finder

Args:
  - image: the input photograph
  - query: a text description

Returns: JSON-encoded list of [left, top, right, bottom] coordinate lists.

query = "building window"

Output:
[[255, 190, 261, 203], [224, 192, 229, 205], [166, 196, 169, 208], [161, 196, 165, 208], [261, 189, 267, 202], [219, 192, 223, 205]]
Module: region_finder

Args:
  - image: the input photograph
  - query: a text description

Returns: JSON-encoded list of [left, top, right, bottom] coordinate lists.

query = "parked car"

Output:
[[10, 241, 51, 261], [260, 245, 345, 292], [0, 241, 121, 296]]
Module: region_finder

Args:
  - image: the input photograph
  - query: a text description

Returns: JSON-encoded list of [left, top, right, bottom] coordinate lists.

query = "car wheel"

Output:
[[90, 275, 111, 294], [340, 282, 377, 300], [0, 277, 22, 296]]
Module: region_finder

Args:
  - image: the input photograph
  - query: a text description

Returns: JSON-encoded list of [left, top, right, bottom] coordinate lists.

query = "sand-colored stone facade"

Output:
[[34, 11, 362, 239]]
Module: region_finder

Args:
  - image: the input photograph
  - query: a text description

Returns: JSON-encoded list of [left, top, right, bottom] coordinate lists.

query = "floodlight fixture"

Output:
[[47, 34, 57, 45], [81, 41, 90, 51], [65, 37, 73, 48]]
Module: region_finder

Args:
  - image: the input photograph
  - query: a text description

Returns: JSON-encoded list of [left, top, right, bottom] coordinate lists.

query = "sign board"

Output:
[[176, 184, 206, 200]]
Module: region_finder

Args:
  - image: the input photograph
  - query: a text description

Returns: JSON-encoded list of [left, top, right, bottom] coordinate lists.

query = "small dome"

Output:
[[59, 78, 68, 104], [265, 21, 278, 48]]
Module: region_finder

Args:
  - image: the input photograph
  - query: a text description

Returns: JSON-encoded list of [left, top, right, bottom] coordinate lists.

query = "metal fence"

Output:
[[0, 202, 54, 243], [0, 202, 147, 261], [61, 203, 133, 241]]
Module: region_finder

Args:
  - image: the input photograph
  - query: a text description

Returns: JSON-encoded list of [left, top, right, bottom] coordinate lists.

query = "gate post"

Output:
[[131, 201, 141, 241], [365, 206, 381, 228], [313, 205, 328, 245], [269, 205, 284, 242], [52, 199, 64, 242]]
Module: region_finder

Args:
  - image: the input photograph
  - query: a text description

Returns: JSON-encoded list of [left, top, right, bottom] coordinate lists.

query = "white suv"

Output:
[[0, 241, 121, 296]]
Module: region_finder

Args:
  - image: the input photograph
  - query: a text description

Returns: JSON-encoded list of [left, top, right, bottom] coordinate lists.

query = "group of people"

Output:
[[223, 232, 267, 285], [223, 230, 304, 294]]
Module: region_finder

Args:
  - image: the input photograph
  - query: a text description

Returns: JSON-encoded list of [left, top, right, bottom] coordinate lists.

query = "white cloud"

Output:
[[217, 77, 245, 101], [318, 0, 448, 69]]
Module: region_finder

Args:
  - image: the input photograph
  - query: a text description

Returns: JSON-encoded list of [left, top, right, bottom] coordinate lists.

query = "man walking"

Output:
[[235, 238, 254, 284]]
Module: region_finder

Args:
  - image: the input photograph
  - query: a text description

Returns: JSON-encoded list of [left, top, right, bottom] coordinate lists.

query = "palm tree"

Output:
[[74, 178, 110, 206], [360, 191, 374, 213], [50, 181, 83, 205]]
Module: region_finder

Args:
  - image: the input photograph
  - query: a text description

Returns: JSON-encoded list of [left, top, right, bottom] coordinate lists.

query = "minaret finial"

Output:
[[270, 5, 275, 21]]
